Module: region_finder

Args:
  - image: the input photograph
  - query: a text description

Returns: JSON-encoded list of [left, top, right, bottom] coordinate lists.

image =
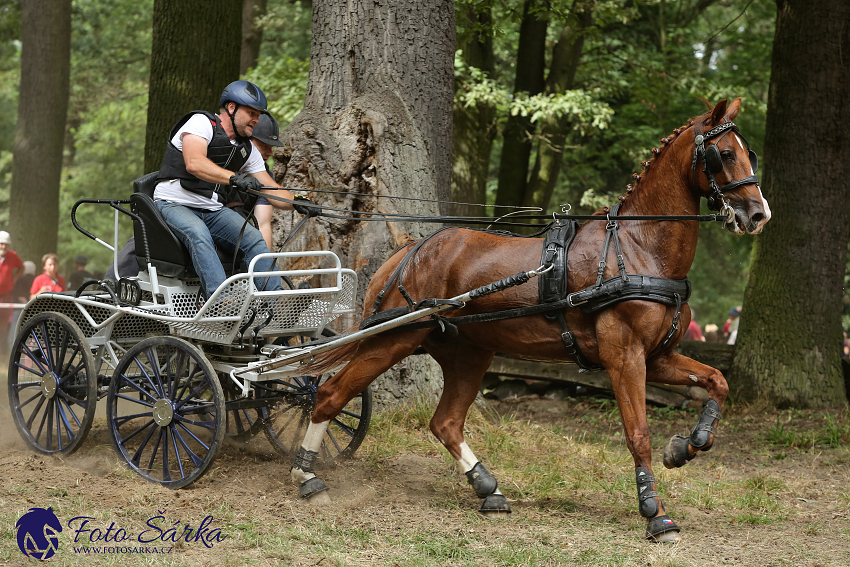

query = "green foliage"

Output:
[[243, 56, 309, 124]]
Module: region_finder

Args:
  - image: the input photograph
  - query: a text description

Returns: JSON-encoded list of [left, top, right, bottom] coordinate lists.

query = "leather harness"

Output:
[[364, 204, 690, 371]]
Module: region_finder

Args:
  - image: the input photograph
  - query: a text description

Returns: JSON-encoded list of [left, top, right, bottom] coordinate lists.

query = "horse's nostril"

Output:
[[751, 212, 764, 225]]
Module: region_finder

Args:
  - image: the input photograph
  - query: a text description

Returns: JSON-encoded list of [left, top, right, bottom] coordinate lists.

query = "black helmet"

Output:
[[220, 80, 267, 111], [251, 112, 284, 147]]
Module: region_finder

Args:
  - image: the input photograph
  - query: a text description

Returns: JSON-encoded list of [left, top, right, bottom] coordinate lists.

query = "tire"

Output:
[[106, 336, 225, 489], [7, 312, 97, 455], [262, 375, 372, 467], [222, 379, 266, 441]]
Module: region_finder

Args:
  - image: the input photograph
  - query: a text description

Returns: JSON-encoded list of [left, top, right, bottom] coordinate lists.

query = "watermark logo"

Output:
[[14, 506, 228, 559], [15, 506, 63, 560]]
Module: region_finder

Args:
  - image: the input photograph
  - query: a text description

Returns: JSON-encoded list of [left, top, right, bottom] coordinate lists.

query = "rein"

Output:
[[246, 188, 733, 226]]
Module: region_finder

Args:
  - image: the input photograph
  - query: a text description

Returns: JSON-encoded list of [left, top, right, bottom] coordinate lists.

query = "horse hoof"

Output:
[[663, 435, 692, 469], [481, 510, 511, 519], [304, 490, 331, 506], [300, 477, 330, 503], [650, 530, 681, 544], [645, 514, 680, 543], [479, 494, 511, 517]]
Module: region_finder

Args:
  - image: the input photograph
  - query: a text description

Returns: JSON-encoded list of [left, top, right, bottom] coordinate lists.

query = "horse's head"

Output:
[[692, 98, 771, 235]]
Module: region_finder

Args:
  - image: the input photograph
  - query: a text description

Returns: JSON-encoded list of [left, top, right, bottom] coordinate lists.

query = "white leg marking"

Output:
[[457, 442, 502, 495], [303, 420, 329, 452], [290, 420, 330, 484], [458, 441, 478, 473]]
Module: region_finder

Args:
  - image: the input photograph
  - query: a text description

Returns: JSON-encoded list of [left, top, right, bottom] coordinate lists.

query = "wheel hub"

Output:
[[40, 373, 58, 399], [152, 399, 175, 426]]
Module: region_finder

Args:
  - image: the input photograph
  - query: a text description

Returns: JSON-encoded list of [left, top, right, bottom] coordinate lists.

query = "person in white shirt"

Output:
[[154, 80, 317, 299]]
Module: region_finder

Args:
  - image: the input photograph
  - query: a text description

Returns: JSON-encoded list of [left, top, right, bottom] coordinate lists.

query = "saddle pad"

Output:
[[538, 220, 578, 315]]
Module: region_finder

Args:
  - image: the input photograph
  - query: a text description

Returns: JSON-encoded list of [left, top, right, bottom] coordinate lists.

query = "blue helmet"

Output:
[[220, 80, 267, 111]]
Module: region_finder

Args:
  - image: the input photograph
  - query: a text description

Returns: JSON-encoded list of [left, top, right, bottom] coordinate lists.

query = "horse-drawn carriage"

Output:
[[6, 171, 371, 488], [8, 98, 769, 542]]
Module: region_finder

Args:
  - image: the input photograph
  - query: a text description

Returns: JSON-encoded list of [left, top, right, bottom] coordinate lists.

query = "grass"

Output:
[[0, 368, 848, 566]]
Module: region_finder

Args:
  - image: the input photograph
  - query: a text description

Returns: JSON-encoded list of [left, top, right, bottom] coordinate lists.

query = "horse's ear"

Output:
[[709, 99, 728, 125], [724, 98, 742, 121]]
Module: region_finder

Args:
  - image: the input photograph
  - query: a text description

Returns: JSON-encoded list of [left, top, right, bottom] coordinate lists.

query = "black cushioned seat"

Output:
[[131, 171, 246, 281]]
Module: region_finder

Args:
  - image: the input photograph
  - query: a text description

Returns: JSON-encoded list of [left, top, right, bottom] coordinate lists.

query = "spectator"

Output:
[[8, 261, 36, 349], [250, 111, 286, 251], [683, 308, 705, 341], [68, 254, 94, 292], [704, 323, 720, 343], [727, 306, 741, 345], [0, 230, 24, 348], [30, 253, 65, 299]]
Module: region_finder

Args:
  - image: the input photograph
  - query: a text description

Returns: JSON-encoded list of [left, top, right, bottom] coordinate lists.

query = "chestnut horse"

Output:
[[288, 98, 770, 542]]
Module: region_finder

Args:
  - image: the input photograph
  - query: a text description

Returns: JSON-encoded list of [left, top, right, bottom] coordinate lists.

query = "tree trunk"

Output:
[[9, 0, 71, 262], [729, 0, 850, 408], [452, 4, 496, 219], [144, 0, 242, 174], [495, 0, 548, 207], [240, 0, 268, 74], [524, 10, 591, 211], [273, 0, 455, 407]]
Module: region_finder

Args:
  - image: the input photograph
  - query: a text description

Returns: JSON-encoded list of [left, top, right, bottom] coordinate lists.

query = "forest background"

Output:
[[0, 0, 830, 335]]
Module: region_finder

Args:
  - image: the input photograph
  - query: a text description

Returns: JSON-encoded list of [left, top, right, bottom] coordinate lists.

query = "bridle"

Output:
[[691, 121, 760, 222]]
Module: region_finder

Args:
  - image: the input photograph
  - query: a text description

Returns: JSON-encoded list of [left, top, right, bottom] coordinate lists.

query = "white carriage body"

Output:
[[17, 251, 357, 349]]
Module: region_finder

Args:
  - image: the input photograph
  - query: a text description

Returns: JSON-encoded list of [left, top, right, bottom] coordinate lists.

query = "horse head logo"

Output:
[[15, 506, 63, 560]]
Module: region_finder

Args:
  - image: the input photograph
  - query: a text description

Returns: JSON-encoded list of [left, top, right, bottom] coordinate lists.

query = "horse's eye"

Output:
[[721, 150, 735, 161]]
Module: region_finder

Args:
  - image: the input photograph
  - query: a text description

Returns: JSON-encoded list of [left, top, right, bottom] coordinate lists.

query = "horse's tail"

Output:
[[297, 331, 360, 374]]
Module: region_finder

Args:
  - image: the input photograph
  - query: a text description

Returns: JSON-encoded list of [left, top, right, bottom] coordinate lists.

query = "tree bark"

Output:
[[272, 0, 455, 407], [495, 0, 548, 207], [524, 9, 591, 210], [452, 4, 496, 219], [240, 0, 268, 74], [729, 0, 850, 408], [144, 0, 242, 174], [9, 0, 72, 262]]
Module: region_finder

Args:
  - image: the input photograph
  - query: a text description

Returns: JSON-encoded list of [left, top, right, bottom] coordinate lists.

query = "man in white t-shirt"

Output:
[[154, 80, 318, 299]]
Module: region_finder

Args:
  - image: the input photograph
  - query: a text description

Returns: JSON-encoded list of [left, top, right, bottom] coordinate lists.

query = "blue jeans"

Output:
[[156, 201, 282, 297]]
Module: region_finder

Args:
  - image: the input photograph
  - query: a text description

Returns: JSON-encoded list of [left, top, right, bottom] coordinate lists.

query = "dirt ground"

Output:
[[0, 391, 848, 566]]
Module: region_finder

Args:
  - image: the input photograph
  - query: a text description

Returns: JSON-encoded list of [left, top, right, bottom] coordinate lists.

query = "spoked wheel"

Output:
[[222, 379, 266, 441], [106, 336, 225, 489], [262, 375, 372, 467], [7, 312, 97, 455]]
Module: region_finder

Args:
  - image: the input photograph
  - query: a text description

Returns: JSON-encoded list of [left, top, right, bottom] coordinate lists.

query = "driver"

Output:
[[154, 80, 317, 300]]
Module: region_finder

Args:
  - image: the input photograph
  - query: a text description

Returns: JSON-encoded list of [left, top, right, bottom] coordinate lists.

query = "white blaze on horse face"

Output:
[[734, 134, 772, 230]]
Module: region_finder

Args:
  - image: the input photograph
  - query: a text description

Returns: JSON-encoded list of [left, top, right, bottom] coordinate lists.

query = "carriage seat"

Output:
[[130, 171, 247, 280]]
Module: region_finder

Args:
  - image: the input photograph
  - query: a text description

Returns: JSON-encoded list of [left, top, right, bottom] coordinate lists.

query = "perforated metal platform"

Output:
[[18, 251, 357, 347]]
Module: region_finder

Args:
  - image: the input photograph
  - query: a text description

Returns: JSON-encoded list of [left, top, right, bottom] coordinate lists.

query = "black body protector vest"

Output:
[[157, 110, 253, 201]]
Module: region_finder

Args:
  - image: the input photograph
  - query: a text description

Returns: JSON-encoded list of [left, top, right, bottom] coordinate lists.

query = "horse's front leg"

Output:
[[601, 342, 681, 543], [645, 351, 728, 469]]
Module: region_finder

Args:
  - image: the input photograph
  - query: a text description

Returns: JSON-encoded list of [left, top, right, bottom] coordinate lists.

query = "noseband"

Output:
[[691, 121, 760, 213]]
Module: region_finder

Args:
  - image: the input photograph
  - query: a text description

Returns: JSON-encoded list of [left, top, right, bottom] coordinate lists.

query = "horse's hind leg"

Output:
[[290, 330, 432, 502], [423, 341, 511, 517], [645, 351, 728, 469]]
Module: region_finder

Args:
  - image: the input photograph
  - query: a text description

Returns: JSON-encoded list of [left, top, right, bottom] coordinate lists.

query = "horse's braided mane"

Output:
[[594, 112, 709, 214]]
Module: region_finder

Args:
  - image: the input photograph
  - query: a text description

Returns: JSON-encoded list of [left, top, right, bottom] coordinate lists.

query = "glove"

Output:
[[227, 173, 262, 208], [293, 195, 321, 217], [229, 172, 263, 193]]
